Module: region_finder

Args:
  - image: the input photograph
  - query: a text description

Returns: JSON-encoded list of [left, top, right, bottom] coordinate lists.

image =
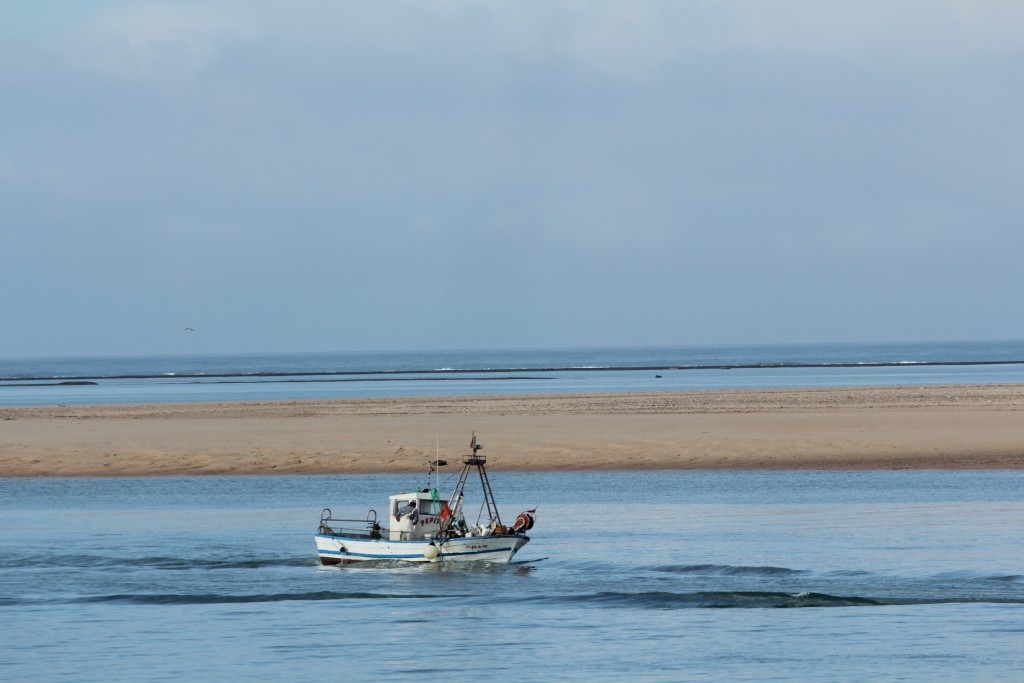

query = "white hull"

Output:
[[316, 533, 529, 564]]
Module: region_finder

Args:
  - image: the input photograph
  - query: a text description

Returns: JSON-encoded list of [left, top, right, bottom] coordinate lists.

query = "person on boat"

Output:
[[396, 499, 418, 523]]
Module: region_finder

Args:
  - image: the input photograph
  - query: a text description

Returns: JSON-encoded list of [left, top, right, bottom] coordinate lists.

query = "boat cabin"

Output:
[[389, 490, 451, 541]]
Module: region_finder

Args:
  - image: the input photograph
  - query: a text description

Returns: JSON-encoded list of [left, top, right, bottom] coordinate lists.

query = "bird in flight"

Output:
[[184, 327, 195, 332]]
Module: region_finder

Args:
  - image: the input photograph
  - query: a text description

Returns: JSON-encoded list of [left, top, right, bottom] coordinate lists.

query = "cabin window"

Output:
[[391, 498, 448, 519], [420, 499, 449, 516]]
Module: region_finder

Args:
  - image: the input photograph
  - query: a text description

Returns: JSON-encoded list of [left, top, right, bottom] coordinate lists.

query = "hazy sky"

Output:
[[2, 1, 1023, 357]]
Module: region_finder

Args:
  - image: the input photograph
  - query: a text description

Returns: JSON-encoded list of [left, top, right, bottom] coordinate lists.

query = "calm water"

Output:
[[2, 340, 1024, 405], [2, 471, 1022, 681]]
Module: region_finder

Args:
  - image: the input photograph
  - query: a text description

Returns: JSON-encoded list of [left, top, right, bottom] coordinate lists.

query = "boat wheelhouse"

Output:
[[315, 434, 535, 564]]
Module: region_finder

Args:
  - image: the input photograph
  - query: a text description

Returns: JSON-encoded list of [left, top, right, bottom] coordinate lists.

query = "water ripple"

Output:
[[651, 564, 809, 576]]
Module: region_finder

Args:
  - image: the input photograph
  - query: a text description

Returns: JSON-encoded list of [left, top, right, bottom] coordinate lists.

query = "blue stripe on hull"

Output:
[[314, 534, 527, 545]]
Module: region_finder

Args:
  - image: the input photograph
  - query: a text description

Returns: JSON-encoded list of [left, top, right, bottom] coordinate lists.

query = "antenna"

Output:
[[426, 442, 447, 490]]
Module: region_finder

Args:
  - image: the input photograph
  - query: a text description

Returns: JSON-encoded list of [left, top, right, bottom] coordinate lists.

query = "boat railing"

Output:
[[317, 507, 386, 539]]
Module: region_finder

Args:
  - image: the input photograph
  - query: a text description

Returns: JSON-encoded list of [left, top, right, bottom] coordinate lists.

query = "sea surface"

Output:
[[2, 339, 1024, 406], [3, 343, 1022, 680], [1, 471, 1022, 682]]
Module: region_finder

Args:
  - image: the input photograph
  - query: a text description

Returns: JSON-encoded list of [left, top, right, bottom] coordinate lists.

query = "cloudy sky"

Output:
[[2, 1, 1023, 357]]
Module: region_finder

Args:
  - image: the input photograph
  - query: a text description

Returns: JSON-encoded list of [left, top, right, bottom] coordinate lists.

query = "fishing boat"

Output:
[[315, 434, 536, 564]]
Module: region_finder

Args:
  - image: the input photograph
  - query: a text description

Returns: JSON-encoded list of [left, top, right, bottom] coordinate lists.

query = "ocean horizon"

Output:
[[2, 339, 1024, 407]]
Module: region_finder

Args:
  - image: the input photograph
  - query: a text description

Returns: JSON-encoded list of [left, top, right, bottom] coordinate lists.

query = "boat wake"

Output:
[[6, 588, 1022, 609], [0, 553, 315, 570], [652, 563, 809, 577]]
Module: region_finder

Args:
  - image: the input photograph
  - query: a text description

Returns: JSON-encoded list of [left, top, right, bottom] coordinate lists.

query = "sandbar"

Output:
[[1, 384, 1023, 476]]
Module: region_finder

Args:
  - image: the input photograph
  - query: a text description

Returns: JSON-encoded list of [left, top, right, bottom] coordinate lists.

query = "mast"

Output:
[[436, 432, 502, 538], [474, 448, 501, 526]]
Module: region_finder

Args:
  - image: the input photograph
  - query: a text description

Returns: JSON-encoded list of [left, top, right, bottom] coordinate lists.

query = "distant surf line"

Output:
[[0, 376, 550, 388], [2, 359, 1024, 384]]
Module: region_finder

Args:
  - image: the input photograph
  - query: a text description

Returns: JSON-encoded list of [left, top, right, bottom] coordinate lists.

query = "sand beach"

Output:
[[1, 384, 1022, 476]]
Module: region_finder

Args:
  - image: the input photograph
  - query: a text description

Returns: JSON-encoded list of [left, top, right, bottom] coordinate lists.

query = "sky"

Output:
[[2, 1, 1023, 357]]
